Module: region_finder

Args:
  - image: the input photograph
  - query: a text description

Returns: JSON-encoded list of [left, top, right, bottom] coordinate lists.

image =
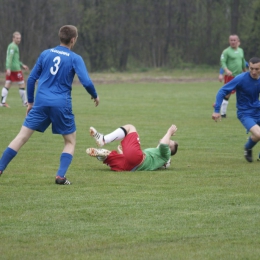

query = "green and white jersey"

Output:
[[136, 143, 171, 171], [220, 47, 246, 77], [6, 42, 23, 71]]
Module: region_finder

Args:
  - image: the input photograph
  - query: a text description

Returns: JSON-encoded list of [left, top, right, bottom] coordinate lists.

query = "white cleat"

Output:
[[89, 127, 105, 147], [86, 148, 111, 161]]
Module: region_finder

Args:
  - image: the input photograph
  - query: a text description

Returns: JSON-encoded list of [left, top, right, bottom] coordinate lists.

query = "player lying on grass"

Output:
[[86, 124, 178, 171]]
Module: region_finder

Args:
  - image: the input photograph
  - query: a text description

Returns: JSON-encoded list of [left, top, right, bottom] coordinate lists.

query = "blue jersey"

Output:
[[27, 45, 97, 107], [214, 72, 260, 113]]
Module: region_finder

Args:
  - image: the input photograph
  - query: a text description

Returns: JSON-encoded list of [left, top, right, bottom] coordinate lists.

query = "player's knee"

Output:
[[224, 96, 229, 101], [122, 124, 136, 134]]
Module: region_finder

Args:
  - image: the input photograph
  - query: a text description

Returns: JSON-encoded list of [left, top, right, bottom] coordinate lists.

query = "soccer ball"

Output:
[[159, 158, 171, 169]]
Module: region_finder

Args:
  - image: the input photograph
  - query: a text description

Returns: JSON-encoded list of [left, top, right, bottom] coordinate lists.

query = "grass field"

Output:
[[0, 75, 259, 260]]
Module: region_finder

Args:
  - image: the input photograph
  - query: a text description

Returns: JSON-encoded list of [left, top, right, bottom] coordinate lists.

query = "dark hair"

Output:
[[171, 141, 178, 156], [59, 25, 78, 45], [249, 57, 260, 64]]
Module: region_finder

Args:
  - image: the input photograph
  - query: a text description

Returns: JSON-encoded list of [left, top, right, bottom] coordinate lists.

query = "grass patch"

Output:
[[0, 79, 259, 259]]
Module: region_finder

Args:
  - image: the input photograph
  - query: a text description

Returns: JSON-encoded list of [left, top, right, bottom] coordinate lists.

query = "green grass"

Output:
[[0, 79, 259, 260]]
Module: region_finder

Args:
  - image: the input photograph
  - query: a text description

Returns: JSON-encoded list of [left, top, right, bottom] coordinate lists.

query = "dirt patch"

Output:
[[91, 77, 216, 85], [0, 72, 216, 85]]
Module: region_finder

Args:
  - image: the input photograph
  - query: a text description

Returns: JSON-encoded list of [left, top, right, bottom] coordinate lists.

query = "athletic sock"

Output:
[[19, 88, 27, 104], [1, 87, 9, 103], [0, 147, 17, 172], [220, 99, 229, 115], [56, 153, 73, 178], [104, 127, 127, 144], [245, 137, 257, 150]]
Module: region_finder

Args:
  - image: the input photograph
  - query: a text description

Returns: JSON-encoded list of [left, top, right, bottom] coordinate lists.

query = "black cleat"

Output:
[[244, 148, 253, 162], [221, 114, 226, 118], [55, 176, 71, 185]]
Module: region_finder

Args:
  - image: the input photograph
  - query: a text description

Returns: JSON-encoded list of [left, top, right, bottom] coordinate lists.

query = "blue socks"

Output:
[[245, 137, 257, 150], [56, 153, 73, 178], [0, 147, 17, 172]]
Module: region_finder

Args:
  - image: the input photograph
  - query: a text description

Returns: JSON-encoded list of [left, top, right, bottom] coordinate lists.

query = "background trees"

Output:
[[0, 0, 259, 72]]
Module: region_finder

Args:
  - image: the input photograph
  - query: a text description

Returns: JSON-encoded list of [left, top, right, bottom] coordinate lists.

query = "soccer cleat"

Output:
[[221, 114, 226, 118], [89, 127, 105, 147], [55, 176, 72, 185], [0, 103, 10, 108], [244, 148, 253, 162], [23, 102, 28, 107], [86, 148, 111, 161]]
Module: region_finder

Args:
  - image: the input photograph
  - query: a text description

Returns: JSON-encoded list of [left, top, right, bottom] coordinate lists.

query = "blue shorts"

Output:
[[23, 106, 76, 134], [238, 111, 260, 133]]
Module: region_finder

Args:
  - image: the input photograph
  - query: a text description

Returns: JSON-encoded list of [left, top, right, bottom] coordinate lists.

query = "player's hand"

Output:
[[23, 65, 29, 71], [169, 124, 177, 136], [91, 96, 99, 107], [6, 69, 11, 76], [218, 74, 223, 82], [26, 103, 33, 116], [225, 69, 232, 76], [212, 112, 221, 122]]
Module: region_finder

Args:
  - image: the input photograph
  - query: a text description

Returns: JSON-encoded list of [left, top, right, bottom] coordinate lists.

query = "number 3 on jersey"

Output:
[[50, 56, 61, 75]]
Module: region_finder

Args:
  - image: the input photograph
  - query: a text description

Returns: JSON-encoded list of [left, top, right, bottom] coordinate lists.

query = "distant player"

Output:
[[1, 32, 29, 108], [0, 25, 99, 185], [219, 35, 247, 118], [86, 124, 178, 171]]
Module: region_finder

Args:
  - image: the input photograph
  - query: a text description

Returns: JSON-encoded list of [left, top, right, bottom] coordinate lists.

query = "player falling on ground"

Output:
[[86, 124, 178, 171]]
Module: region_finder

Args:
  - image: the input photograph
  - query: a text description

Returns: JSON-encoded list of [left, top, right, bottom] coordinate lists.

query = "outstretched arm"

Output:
[[160, 125, 177, 145]]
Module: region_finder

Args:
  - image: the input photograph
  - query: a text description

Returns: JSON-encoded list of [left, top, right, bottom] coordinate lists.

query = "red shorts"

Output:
[[224, 75, 235, 94], [104, 132, 144, 171], [6, 71, 24, 83]]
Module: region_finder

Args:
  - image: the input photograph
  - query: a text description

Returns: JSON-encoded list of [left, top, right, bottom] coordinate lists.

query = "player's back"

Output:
[[33, 45, 80, 107]]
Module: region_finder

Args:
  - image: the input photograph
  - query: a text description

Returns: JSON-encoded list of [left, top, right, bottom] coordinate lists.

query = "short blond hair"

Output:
[[13, 31, 21, 38]]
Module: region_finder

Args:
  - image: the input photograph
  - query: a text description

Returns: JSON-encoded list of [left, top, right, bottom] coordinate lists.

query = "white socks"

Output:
[[1, 87, 27, 105], [104, 128, 126, 144], [1, 87, 8, 103], [19, 88, 27, 104], [221, 100, 229, 115]]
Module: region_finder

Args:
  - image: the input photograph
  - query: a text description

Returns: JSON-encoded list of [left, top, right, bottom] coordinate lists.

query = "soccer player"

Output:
[[219, 35, 247, 117], [212, 57, 260, 162], [0, 25, 99, 185], [86, 124, 178, 171], [218, 61, 248, 82], [1, 31, 29, 108]]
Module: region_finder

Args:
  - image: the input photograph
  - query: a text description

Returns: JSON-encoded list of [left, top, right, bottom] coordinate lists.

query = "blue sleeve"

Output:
[[214, 75, 242, 113], [73, 56, 97, 99], [26, 54, 43, 103]]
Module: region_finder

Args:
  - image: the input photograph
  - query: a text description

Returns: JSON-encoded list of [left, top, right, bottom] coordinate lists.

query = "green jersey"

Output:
[[220, 46, 246, 77], [6, 42, 23, 71], [136, 143, 171, 171]]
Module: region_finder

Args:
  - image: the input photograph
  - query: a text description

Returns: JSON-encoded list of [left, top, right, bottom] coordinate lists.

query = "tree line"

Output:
[[0, 0, 260, 72]]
